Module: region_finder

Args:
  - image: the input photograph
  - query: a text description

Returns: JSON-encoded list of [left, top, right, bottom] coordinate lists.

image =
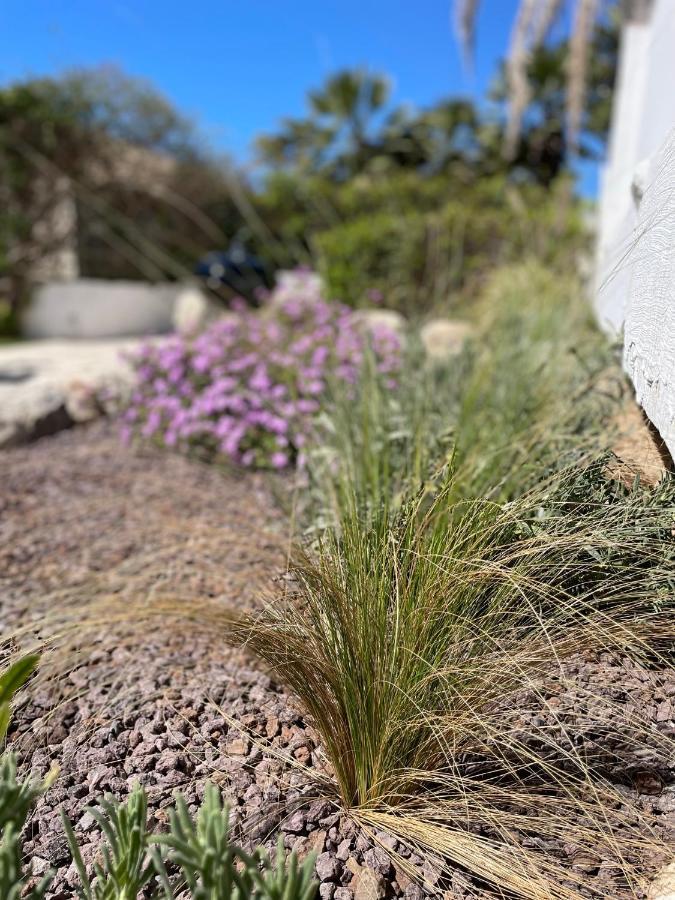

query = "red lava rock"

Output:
[[363, 847, 392, 877], [293, 745, 311, 764], [316, 851, 342, 881], [353, 865, 385, 900], [225, 737, 250, 756], [337, 839, 353, 861], [309, 828, 328, 854], [633, 771, 665, 796], [657, 700, 673, 722], [281, 810, 306, 833], [265, 715, 280, 737], [334, 889, 353, 900]]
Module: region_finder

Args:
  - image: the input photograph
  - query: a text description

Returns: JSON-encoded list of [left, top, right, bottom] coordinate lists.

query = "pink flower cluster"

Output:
[[121, 294, 401, 469]]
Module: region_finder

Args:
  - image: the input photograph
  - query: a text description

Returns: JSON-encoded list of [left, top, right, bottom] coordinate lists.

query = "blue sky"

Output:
[[0, 0, 597, 191]]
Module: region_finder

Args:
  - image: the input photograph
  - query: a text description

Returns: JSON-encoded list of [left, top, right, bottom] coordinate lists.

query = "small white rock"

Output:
[[353, 309, 406, 338], [419, 318, 473, 360], [648, 861, 675, 900], [173, 288, 225, 335], [268, 270, 324, 308], [31, 856, 50, 875]]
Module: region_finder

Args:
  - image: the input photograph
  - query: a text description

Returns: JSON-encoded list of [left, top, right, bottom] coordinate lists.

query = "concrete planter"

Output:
[[22, 279, 214, 339]]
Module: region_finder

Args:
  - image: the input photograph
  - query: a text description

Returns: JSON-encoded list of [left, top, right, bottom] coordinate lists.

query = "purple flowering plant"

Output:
[[121, 292, 401, 469]]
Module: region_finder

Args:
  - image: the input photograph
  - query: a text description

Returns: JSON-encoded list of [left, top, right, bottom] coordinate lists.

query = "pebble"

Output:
[[316, 852, 343, 882]]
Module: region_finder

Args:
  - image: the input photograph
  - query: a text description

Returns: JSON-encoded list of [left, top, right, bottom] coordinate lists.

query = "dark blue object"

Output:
[[194, 243, 271, 305]]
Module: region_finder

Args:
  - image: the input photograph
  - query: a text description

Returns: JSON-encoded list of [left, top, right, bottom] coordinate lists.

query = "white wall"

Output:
[[22, 279, 212, 339], [596, 0, 675, 457], [623, 128, 675, 457], [595, 14, 652, 332]]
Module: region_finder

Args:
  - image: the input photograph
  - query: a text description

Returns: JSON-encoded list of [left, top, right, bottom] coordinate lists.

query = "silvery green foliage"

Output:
[[62, 785, 158, 900], [255, 837, 318, 900], [0, 819, 53, 900], [64, 782, 318, 900], [0, 755, 54, 899], [0, 654, 54, 898], [153, 783, 317, 900], [0, 654, 39, 743], [0, 751, 43, 836]]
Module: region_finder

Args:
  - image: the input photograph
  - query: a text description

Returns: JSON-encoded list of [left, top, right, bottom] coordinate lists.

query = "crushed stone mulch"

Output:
[[1, 422, 673, 899]]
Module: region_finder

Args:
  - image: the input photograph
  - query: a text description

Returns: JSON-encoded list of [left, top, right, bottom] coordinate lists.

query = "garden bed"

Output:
[[1, 424, 673, 898]]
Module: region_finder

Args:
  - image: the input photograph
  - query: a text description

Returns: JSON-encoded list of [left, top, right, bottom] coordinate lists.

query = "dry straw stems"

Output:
[[454, 0, 607, 154]]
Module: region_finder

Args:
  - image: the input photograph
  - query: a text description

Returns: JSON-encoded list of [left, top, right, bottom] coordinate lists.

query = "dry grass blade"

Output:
[[532, 0, 566, 45], [566, 0, 599, 151], [504, 0, 539, 157], [454, 0, 482, 61]]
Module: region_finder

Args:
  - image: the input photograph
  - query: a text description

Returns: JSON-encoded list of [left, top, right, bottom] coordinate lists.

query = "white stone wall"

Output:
[[596, 0, 675, 457]]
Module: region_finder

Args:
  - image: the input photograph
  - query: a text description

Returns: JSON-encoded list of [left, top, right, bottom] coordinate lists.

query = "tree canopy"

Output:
[[256, 18, 618, 187]]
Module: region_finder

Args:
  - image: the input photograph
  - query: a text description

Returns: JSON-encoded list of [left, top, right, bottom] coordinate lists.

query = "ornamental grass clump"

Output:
[[122, 294, 400, 469], [77, 458, 673, 898], [226, 461, 674, 898]]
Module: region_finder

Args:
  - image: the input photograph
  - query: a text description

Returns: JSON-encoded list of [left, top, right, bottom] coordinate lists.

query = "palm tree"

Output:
[[375, 99, 481, 174], [307, 69, 390, 176], [255, 117, 334, 173], [255, 69, 390, 179]]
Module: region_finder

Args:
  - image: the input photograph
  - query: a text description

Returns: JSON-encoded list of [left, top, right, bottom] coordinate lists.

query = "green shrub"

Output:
[[312, 176, 587, 314], [313, 210, 428, 310]]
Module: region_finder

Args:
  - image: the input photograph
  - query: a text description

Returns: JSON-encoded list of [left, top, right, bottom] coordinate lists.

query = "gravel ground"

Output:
[[1, 423, 673, 899]]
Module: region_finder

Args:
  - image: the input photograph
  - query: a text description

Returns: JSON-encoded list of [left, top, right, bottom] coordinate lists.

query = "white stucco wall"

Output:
[[595, 14, 652, 332], [623, 128, 675, 456], [22, 279, 214, 339], [596, 0, 675, 458]]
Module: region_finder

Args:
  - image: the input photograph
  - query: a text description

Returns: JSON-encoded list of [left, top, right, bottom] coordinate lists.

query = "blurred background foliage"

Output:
[[0, 12, 618, 333]]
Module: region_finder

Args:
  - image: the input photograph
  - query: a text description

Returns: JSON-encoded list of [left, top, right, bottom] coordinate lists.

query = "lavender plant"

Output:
[[0, 754, 55, 900], [62, 785, 156, 900], [122, 290, 401, 469], [0, 654, 55, 899], [153, 784, 317, 900], [63, 783, 318, 900]]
